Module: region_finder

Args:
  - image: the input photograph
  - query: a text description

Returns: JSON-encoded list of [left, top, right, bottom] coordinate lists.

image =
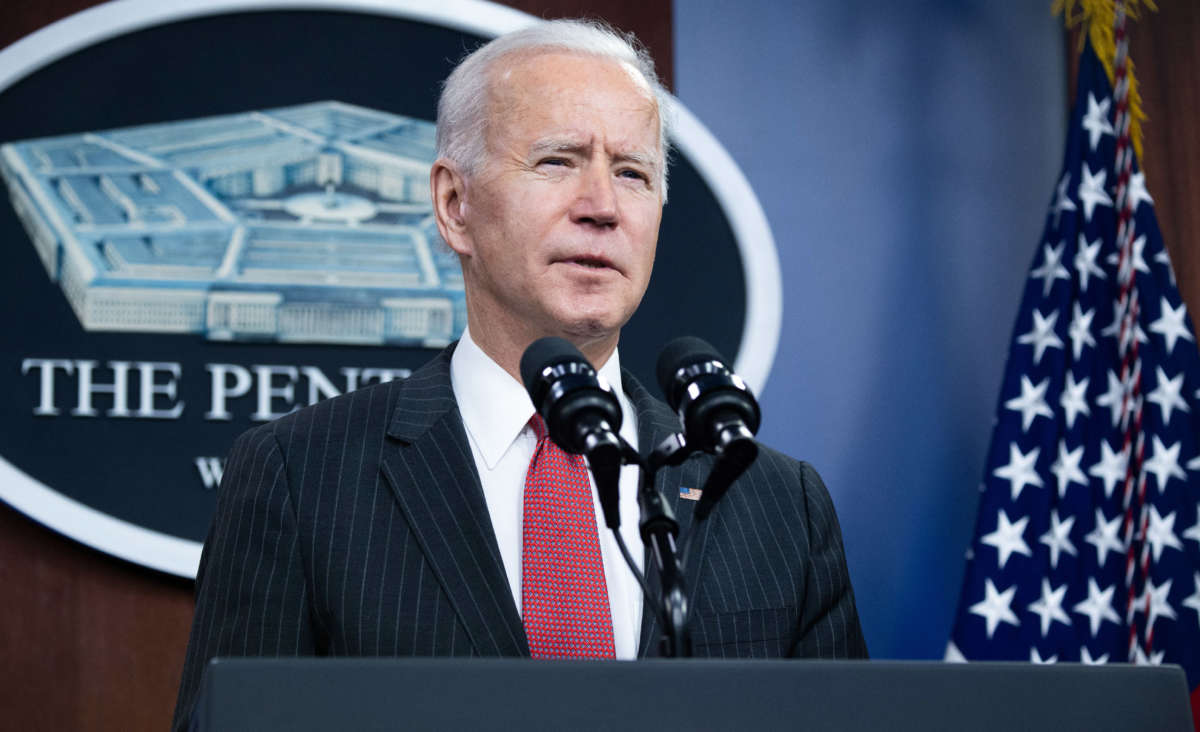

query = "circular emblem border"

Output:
[[0, 0, 781, 577]]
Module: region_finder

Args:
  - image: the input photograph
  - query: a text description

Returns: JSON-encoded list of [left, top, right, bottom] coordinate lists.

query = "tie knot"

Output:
[[528, 412, 548, 442]]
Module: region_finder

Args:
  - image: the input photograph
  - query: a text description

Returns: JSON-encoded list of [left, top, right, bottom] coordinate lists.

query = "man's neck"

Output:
[[464, 313, 619, 383]]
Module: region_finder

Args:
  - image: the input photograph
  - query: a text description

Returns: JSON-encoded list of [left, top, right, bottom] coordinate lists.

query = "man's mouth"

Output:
[[561, 255, 618, 272], [570, 257, 611, 269]]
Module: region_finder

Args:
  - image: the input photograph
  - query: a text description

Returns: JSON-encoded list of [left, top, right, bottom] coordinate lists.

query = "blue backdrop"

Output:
[[674, 0, 1067, 658]]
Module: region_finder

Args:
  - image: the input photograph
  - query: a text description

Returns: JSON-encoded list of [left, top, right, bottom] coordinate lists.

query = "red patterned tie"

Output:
[[522, 414, 616, 659]]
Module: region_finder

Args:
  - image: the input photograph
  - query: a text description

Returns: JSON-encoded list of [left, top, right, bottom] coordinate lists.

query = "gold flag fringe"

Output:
[[1052, 0, 1157, 161]]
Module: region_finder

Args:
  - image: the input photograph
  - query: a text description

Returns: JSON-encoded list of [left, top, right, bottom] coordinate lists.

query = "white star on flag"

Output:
[[1078, 164, 1113, 221], [1030, 647, 1058, 664], [1182, 573, 1200, 625], [970, 579, 1020, 639], [1068, 303, 1097, 360], [1145, 506, 1184, 562], [1147, 366, 1189, 426], [1084, 508, 1124, 566], [1133, 645, 1166, 666], [1051, 172, 1077, 227], [1004, 376, 1054, 432], [1143, 435, 1186, 493], [1138, 578, 1177, 633], [1087, 438, 1128, 499], [1127, 170, 1153, 210], [1081, 92, 1114, 150], [1073, 578, 1121, 636], [1094, 370, 1129, 428], [1050, 441, 1087, 498], [1080, 647, 1109, 665], [1101, 299, 1149, 344], [1028, 578, 1071, 636], [1039, 509, 1078, 567], [993, 444, 1043, 501], [1106, 234, 1150, 277], [1155, 249, 1177, 287], [1074, 234, 1106, 292], [944, 641, 966, 663], [1030, 241, 1070, 297], [1182, 506, 1200, 546], [981, 509, 1032, 568], [1149, 297, 1194, 356], [1059, 372, 1090, 429], [1017, 309, 1064, 365]]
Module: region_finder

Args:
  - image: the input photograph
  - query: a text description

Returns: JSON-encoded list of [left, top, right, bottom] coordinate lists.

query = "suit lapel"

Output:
[[380, 346, 529, 657], [624, 372, 715, 658]]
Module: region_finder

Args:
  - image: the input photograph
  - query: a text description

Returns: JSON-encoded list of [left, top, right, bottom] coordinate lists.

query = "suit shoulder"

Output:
[[232, 377, 404, 454], [750, 444, 827, 493]]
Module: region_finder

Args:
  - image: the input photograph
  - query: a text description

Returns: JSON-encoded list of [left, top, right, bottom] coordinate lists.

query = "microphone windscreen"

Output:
[[519, 336, 584, 401], [655, 336, 726, 399]]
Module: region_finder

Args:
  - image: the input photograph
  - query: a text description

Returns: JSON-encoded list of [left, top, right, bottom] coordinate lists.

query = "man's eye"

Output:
[[539, 158, 569, 167], [619, 169, 649, 182]]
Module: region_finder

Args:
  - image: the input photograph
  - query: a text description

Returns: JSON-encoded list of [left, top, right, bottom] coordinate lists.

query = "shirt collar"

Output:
[[450, 328, 629, 469]]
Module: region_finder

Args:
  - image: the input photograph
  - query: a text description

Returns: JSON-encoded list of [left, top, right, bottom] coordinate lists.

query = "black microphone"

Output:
[[656, 337, 761, 520], [520, 337, 624, 529], [656, 337, 761, 457]]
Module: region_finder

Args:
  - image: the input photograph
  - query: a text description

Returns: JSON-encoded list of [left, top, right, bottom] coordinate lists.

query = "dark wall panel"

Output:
[[1129, 1, 1200, 319]]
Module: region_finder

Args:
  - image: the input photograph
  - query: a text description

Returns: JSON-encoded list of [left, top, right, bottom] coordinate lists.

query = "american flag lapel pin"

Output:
[[680, 487, 702, 501]]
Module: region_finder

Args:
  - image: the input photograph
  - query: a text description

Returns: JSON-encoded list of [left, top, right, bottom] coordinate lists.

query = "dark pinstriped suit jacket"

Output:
[[172, 344, 867, 730]]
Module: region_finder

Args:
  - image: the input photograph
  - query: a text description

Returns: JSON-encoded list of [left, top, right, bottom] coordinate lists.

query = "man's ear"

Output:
[[430, 159, 472, 257]]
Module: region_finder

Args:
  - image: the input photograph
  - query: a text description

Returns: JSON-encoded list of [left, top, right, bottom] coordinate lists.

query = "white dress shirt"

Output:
[[449, 328, 646, 659]]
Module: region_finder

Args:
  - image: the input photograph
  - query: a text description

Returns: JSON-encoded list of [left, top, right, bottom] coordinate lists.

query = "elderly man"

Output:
[[173, 18, 866, 731]]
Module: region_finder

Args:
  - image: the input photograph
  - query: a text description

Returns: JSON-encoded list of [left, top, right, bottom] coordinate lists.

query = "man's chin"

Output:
[[523, 293, 644, 353], [559, 317, 619, 341], [551, 309, 629, 349]]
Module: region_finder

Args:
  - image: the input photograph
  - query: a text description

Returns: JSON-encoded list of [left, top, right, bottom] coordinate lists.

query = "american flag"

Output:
[[947, 33, 1200, 716]]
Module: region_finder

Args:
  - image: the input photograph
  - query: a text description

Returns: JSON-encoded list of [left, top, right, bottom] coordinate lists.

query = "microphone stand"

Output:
[[634, 432, 757, 657], [590, 435, 693, 658], [595, 432, 755, 658], [638, 433, 695, 658], [638, 477, 690, 657]]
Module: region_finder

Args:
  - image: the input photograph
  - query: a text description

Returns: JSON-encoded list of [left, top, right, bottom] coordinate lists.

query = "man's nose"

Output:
[[570, 164, 618, 228]]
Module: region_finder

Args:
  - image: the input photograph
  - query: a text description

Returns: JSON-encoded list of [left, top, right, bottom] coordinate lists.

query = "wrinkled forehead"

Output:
[[490, 47, 655, 95], [484, 49, 661, 147]]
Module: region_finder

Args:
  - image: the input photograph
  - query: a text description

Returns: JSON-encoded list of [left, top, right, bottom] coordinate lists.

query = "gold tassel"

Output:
[[1052, 0, 1157, 161]]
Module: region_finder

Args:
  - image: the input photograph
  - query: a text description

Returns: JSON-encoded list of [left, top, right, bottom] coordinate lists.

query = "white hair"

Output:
[[435, 18, 671, 197]]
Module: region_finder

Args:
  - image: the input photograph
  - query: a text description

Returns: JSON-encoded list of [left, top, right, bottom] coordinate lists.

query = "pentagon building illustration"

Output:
[[0, 101, 465, 346]]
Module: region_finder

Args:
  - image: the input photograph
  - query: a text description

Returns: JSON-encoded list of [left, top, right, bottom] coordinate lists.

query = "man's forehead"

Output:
[[478, 49, 663, 170], [490, 49, 655, 106]]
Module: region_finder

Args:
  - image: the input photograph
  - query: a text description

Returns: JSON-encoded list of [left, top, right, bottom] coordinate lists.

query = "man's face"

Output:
[[449, 51, 663, 349]]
